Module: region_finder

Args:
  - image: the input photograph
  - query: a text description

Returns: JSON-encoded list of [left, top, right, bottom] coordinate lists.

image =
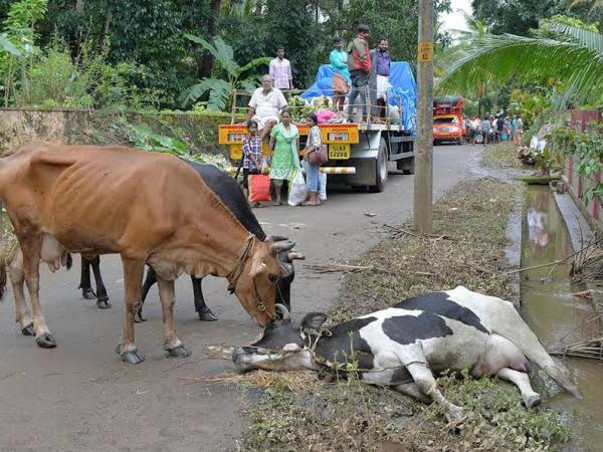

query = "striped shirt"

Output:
[[242, 136, 262, 170]]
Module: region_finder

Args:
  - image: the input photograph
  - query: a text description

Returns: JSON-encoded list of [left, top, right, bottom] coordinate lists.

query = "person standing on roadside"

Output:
[[370, 38, 391, 121], [330, 36, 351, 112], [346, 24, 371, 123], [269, 47, 293, 92], [513, 115, 524, 145]]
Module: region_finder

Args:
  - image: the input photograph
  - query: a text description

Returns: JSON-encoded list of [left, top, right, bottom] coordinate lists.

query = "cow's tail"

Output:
[[0, 210, 18, 302], [494, 301, 582, 398]]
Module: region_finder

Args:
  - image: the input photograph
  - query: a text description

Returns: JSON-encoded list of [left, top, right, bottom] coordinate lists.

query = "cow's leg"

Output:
[[20, 235, 55, 348], [157, 275, 190, 358], [79, 255, 96, 300], [136, 266, 157, 323], [497, 368, 541, 408], [90, 255, 110, 309], [406, 361, 466, 426], [393, 382, 431, 404], [117, 257, 145, 364], [8, 255, 33, 336], [191, 276, 217, 321]]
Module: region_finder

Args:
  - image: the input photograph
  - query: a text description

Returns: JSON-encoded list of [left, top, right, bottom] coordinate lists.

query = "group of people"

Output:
[[468, 114, 524, 145], [330, 24, 392, 121], [239, 24, 391, 208]]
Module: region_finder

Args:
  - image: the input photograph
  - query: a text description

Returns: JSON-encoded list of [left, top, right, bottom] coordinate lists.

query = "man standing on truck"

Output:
[[269, 47, 293, 91], [347, 24, 371, 123], [246, 74, 288, 141], [370, 38, 391, 121]]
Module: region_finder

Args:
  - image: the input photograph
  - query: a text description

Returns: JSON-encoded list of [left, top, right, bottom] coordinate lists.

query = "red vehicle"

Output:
[[433, 96, 465, 145]]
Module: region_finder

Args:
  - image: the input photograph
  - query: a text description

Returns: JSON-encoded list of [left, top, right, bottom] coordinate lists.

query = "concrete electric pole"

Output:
[[413, 0, 435, 233]]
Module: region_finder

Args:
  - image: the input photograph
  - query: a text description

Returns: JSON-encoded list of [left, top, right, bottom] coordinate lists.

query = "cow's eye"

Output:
[[268, 274, 279, 284]]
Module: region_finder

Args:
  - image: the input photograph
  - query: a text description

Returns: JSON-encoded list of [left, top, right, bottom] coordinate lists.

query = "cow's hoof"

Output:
[[134, 311, 147, 323], [98, 293, 109, 302], [121, 350, 145, 364], [82, 288, 96, 300], [97, 299, 111, 309], [198, 307, 218, 322], [525, 394, 542, 409], [21, 323, 34, 336], [167, 344, 191, 358], [36, 333, 57, 349], [445, 405, 467, 428]]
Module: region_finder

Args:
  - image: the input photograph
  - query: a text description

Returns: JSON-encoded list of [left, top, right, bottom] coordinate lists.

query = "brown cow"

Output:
[[0, 143, 292, 364]]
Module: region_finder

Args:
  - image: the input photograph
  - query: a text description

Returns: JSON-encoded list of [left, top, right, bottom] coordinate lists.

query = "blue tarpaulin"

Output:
[[300, 61, 417, 134]]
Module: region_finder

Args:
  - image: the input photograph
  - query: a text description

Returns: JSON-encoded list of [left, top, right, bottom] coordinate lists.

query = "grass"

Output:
[[238, 178, 571, 452], [481, 142, 524, 168]]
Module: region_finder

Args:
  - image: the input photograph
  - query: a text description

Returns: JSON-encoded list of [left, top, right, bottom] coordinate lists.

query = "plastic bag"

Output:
[[248, 174, 271, 203], [261, 157, 270, 175], [288, 170, 308, 206], [319, 172, 327, 201]]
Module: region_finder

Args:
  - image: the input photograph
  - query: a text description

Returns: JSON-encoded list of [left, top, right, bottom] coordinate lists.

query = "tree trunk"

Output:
[[198, 0, 222, 79]]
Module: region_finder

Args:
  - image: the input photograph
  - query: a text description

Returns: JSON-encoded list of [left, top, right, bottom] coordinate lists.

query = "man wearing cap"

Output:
[[346, 24, 371, 123]]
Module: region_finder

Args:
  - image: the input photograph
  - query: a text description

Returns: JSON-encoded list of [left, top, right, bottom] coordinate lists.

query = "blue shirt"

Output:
[[330, 49, 351, 83]]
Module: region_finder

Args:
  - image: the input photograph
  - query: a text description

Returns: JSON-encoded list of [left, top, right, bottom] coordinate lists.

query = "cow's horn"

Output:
[[265, 235, 289, 243], [269, 240, 296, 256], [287, 252, 305, 261], [275, 303, 290, 321]]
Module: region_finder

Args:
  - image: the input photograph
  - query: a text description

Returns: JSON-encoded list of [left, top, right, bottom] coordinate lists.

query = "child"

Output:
[[242, 120, 263, 205]]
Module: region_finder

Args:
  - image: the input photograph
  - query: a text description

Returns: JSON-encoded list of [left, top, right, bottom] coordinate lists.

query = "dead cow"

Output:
[[233, 286, 581, 424], [0, 143, 295, 364]]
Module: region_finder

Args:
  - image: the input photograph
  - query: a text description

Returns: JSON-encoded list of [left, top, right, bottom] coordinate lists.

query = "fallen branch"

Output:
[[491, 237, 603, 279], [382, 224, 452, 242], [305, 263, 373, 273], [550, 337, 603, 360]]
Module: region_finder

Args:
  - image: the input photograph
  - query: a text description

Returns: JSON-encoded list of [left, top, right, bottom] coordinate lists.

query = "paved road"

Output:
[[0, 145, 482, 452]]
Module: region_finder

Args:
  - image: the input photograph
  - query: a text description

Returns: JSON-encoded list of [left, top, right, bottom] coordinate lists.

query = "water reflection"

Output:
[[520, 186, 603, 451]]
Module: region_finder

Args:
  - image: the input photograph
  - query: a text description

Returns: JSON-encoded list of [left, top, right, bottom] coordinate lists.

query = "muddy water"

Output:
[[520, 186, 603, 451]]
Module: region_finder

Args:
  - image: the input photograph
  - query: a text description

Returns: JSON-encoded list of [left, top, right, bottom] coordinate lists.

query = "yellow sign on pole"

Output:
[[418, 41, 433, 62]]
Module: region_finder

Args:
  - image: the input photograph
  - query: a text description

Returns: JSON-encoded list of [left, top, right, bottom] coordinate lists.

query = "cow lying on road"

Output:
[[233, 286, 581, 424], [0, 143, 295, 364]]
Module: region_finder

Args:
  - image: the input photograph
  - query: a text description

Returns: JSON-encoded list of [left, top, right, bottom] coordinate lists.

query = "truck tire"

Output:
[[397, 156, 415, 175], [371, 138, 388, 192]]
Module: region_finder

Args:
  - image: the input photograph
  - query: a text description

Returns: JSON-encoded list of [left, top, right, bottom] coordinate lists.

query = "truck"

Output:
[[218, 61, 417, 193], [433, 96, 465, 145]]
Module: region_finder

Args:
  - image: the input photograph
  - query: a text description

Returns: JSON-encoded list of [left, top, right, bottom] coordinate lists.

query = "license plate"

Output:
[[329, 144, 351, 160], [230, 144, 243, 160]]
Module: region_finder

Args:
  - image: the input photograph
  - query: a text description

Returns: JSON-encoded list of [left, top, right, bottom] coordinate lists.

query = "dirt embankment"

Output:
[[236, 178, 571, 452]]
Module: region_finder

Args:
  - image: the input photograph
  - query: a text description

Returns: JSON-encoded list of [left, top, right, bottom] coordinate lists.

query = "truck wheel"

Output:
[[371, 138, 388, 192], [397, 157, 415, 175]]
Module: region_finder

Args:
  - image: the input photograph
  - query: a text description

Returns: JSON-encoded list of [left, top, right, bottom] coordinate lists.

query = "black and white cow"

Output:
[[233, 286, 581, 425]]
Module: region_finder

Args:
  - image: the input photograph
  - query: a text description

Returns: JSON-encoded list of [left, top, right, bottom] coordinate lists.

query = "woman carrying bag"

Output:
[[269, 109, 301, 206], [303, 113, 326, 206]]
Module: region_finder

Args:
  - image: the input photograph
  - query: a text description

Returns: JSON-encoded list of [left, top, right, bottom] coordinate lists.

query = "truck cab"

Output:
[[433, 96, 465, 145]]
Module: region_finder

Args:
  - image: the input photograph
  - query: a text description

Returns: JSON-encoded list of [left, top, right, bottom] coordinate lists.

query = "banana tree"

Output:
[[437, 22, 603, 108], [180, 34, 270, 111]]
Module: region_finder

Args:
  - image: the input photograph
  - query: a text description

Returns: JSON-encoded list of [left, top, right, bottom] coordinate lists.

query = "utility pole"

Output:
[[413, 0, 434, 233]]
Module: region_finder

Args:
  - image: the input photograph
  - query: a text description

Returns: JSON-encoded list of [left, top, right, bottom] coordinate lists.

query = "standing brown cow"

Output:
[[0, 143, 293, 364]]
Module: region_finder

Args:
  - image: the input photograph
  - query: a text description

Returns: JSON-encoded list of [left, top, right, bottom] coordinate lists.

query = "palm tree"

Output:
[[437, 22, 603, 108]]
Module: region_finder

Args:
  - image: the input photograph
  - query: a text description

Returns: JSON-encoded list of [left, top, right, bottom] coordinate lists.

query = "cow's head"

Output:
[[235, 237, 299, 327], [232, 311, 327, 372], [272, 236, 304, 312]]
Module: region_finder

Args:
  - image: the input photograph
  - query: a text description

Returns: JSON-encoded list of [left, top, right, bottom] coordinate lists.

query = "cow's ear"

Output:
[[301, 313, 328, 330], [249, 255, 267, 277]]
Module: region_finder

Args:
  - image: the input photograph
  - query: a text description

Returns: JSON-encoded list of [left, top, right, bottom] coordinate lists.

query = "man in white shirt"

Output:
[[246, 74, 288, 140], [269, 47, 293, 91]]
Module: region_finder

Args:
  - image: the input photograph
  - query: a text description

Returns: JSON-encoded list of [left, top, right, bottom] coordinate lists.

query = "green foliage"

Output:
[[127, 123, 229, 169], [18, 45, 92, 108], [548, 121, 603, 201], [438, 21, 603, 109], [180, 35, 270, 111], [471, 0, 565, 36]]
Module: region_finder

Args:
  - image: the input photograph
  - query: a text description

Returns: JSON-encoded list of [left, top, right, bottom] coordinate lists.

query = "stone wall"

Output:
[[0, 108, 93, 156]]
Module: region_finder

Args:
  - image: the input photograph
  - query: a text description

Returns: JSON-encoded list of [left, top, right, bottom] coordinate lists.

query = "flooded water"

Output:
[[520, 186, 603, 451]]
